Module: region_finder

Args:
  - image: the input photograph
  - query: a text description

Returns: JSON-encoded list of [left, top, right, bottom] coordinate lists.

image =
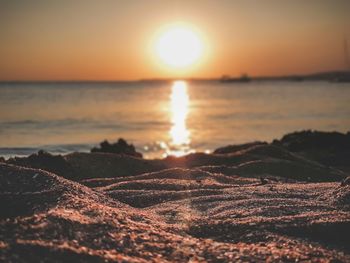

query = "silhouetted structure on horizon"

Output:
[[220, 73, 251, 83]]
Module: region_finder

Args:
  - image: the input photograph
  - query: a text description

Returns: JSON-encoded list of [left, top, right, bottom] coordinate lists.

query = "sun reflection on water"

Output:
[[165, 80, 193, 157]]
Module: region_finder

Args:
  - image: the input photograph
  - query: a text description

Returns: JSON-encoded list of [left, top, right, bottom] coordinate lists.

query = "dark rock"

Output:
[[273, 130, 350, 173], [273, 130, 350, 151], [6, 150, 76, 180], [91, 138, 142, 158]]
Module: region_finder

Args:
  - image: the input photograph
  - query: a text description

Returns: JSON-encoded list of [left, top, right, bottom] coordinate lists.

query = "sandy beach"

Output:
[[2, 1, 350, 261], [1, 130, 349, 262]]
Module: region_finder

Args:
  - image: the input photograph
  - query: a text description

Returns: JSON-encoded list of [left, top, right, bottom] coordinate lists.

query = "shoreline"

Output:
[[1, 129, 350, 160]]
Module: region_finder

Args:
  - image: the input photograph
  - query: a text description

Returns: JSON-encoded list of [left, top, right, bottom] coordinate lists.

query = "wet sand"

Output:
[[1, 131, 350, 262]]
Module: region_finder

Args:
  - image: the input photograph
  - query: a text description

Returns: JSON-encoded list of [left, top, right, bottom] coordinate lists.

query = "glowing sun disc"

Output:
[[155, 26, 203, 68]]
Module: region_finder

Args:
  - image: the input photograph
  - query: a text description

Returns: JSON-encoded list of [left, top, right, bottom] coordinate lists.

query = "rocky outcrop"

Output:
[[273, 130, 350, 172], [91, 138, 143, 158]]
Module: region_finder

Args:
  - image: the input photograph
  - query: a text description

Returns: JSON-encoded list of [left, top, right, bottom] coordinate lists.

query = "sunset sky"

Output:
[[1, 0, 350, 81]]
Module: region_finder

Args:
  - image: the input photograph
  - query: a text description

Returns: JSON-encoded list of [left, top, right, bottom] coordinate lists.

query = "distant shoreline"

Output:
[[1, 70, 350, 83]]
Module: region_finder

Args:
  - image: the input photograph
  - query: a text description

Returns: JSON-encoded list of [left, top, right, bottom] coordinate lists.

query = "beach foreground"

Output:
[[1, 131, 350, 262]]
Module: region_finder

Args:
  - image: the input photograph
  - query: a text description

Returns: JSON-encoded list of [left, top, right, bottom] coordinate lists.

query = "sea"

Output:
[[0, 80, 349, 159]]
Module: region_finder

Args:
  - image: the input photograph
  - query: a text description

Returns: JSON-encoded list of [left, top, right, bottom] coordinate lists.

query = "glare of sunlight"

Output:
[[167, 80, 191, 157], [154, 24, 204, 68]]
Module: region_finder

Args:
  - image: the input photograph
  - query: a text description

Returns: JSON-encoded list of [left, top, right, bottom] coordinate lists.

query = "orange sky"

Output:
[[0, 0, 350, 81]]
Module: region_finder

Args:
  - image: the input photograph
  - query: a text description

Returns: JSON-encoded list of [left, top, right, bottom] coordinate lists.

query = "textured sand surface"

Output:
[[1, 131, 350, 262]]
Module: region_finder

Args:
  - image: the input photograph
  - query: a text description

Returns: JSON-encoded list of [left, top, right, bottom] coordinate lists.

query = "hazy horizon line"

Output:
[[1, 69, 349, 83]]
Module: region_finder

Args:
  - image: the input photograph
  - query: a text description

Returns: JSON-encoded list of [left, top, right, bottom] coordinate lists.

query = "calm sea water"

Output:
[[0, 80, 349, 159]]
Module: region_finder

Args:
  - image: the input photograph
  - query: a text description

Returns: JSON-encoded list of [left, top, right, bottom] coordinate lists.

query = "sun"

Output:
[[155, 25, 204, 68]]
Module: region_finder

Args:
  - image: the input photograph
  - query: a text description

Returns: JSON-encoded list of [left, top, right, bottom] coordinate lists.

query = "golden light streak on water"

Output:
[[166, 80, 192, 157]]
